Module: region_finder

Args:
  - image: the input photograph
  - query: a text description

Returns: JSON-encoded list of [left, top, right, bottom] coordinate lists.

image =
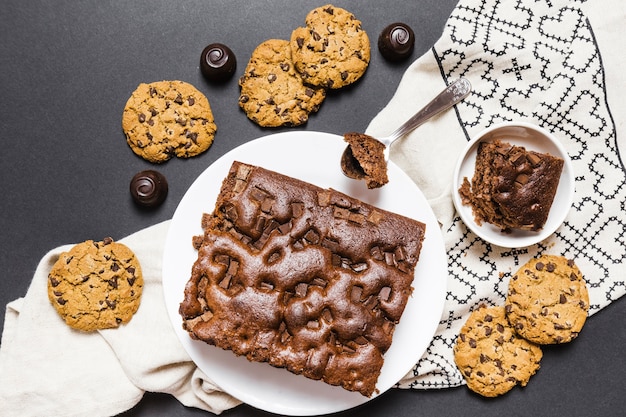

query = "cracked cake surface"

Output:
[[179, 161, 426, 397]]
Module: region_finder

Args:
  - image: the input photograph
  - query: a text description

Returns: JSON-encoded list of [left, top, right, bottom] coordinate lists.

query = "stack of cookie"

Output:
[[453, 254, 589, 397], [238, 4, 371, 127]]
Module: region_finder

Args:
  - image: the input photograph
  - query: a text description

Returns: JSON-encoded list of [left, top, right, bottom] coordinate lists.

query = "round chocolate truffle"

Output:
[[130, 170, 168, 208], [378, 23, 415, 61], [200, 43, 237, 82]]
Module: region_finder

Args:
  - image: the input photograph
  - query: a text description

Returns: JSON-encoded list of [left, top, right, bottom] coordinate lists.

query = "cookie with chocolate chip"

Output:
[[122, 80, 216, 163], [505, 255, 589, 344], [454, 304, 543, 397], [238, 39, 326, 127], [290, 5, 370, 89], [48, 238, 143, 332]]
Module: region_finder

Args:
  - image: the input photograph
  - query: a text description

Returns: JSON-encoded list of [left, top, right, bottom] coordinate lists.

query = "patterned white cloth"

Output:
[[366, 0, 626, 389]]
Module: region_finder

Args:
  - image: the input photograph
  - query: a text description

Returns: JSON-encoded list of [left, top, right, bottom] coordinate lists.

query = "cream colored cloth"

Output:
[[0, 221, 240, 417], [366, 0, 626, 388]]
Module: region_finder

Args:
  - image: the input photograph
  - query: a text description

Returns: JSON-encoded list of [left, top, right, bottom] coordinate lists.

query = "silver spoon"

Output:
[[341, 78, 472, 180]]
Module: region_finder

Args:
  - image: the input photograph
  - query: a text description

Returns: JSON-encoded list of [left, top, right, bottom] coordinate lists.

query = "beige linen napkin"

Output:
[[366, 0, 626, 388], [0, 221, 240, 417]]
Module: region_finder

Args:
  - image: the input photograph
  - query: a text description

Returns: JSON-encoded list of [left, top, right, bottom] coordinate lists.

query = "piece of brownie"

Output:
[[342, 132, 389, 189], [179, 161, 426, 397], [458, 140, 564, 232]]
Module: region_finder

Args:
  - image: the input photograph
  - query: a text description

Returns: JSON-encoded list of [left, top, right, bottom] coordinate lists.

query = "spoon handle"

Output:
[[387, 78, 472, 143]]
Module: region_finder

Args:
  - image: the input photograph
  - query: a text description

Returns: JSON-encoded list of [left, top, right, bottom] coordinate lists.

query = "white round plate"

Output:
[[452, 121, 575, 248], [162, 131, 447, 415]]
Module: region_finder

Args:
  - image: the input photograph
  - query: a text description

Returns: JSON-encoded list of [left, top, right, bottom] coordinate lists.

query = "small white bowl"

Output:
[[452, 121, 575, 248]]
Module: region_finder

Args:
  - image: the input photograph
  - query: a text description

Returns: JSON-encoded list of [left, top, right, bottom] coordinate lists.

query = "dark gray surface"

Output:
[[1, 1, 623, 416]]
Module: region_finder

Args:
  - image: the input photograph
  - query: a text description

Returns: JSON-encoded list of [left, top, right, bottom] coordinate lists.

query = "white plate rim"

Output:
[[452, 121, 575, 248], [162, 131, 447, 415]]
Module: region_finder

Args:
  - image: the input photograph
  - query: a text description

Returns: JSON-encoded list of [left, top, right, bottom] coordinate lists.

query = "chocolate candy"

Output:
[[378, 23, 415, 61], [200, 43, 237, 82], [130, 170, 168, 208]]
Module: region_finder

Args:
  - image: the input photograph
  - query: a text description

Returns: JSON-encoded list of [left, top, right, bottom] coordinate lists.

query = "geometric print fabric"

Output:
[[394, 0, 626, 389]]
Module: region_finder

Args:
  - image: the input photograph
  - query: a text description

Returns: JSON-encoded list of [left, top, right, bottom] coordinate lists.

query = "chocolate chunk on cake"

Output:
[[459, 140, 564, 232], [179, 161, 426, 397]]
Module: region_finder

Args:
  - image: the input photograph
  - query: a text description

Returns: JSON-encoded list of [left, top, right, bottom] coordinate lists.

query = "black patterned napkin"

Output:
[[366, 0, 626, 389]]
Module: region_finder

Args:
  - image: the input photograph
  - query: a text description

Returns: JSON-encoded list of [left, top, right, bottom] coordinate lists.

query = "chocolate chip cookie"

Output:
[[454, 304, 543, 397], [122, 80, 217, 163], [238, 39, 326, 127], [505, 255, 589, 344], [48, 238, 143, 332], [290, 5, 370, 89]]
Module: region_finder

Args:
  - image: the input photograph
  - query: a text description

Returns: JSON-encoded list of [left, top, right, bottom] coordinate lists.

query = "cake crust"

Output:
[[179, 161, 426, 396]]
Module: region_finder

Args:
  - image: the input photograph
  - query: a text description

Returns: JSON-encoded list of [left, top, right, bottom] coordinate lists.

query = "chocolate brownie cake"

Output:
[[179, 161, 426, 397], [459, 140, 564, 232], [342, 132, 389, 189]]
